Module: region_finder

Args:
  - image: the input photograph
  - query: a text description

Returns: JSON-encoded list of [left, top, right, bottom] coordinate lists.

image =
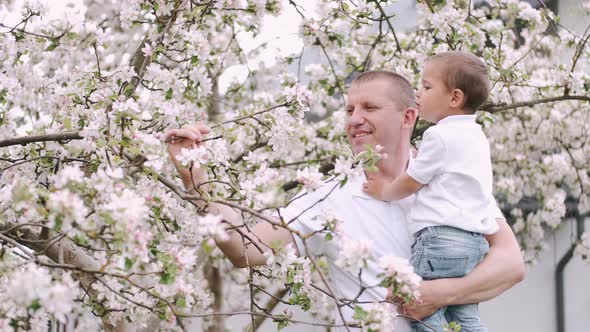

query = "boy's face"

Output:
[[416, 60, 452, 123]]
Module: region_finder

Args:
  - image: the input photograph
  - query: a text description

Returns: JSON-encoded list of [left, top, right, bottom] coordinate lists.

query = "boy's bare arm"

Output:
[[363, 172, 423, 201]]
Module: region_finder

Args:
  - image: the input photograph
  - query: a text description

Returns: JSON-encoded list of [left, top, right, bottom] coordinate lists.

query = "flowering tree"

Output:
[[0, 0, 589, 331]]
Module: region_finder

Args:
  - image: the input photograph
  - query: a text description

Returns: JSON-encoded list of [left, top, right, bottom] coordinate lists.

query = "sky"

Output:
[[0, 0, 306, 93]]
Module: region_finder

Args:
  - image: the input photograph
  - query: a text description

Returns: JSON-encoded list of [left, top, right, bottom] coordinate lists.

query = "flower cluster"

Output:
[[378, 256, 422, 304]]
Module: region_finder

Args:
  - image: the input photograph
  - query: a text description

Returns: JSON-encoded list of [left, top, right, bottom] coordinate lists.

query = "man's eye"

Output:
[[346, 108, 354, 113]]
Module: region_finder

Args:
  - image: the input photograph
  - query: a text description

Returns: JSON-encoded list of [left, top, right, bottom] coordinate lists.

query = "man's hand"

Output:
[[403, 279, 447, 320], [363, 177, 392, 201], [164, 122, 211, 189]]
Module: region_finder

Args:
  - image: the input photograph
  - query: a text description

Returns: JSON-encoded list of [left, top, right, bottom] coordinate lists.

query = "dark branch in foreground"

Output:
[[0, 132, 83, 148]]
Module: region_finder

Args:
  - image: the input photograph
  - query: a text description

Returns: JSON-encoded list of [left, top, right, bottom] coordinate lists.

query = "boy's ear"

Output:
[[401, 107, 418, 129], [450, 89, 465, 109]]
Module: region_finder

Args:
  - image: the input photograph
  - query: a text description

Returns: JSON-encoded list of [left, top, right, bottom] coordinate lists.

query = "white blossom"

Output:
[[175, 146, 209, 167], [296, 167, 323, 191]]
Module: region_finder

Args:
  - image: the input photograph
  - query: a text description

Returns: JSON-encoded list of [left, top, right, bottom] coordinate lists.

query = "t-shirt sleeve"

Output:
[[276, 187, 333, 257], [406, 128, 446, 184], [490, 196, 505, 220]]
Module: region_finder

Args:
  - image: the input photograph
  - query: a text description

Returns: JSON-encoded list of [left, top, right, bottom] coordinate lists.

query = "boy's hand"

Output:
[[363, 177, 392, 201]]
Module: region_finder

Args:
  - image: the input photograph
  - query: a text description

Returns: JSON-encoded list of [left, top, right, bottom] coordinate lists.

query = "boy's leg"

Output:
[[412, 307, 447, 332], [445, 304, 486, 332], [410, 226, 489, 332]]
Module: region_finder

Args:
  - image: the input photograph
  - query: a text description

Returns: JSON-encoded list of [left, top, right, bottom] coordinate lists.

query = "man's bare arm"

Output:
[[165, 123, 298, 268], [405, 218, 525, 319], [206, 201, 297, 268]]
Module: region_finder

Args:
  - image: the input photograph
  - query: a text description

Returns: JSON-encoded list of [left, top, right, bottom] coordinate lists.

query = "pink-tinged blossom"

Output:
[[378, 256, 422, 301], [141, 42, 154, 57], [134, 132, 165, 171], [4, 265, 77, 323], [184, 32, 210, 57], [575, 232, 590, 261], [517, 2, 542, 22], [335, 238, 373, 271], [355, 302, 399, 331], [46, 189, 89, 232], [283, 83, 312, 109], [296, 167, 323, 191], [197, 214, 229, 241], [189, 67, 213, 97], [112, 97, 140, 115], [40, 273, 78, 323], [22, 0, 48, 15], [175, 146, 209, 167], [334, 157, 360, 178], [52, 165, 85, 189], [263, 244, 312, 287]]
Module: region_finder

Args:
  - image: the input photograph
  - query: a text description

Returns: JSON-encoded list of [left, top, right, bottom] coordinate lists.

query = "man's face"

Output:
[[345, 79, 405, 154], [415, 61, 452, 123]]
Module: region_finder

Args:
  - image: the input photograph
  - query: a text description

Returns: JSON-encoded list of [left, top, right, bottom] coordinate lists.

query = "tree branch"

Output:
[[0, 132, 83, 148], [482, 95, 590, 113]]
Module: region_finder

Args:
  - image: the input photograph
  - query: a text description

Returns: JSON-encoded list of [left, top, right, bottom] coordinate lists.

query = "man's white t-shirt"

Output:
[[280, 172, 414, 331], [406, 115, 500, 235]]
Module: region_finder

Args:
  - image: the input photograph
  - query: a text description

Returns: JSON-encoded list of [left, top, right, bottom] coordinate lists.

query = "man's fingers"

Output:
[[164, 130, 193, 144], [182, 125, 205, 139], [163, 129, 179, 140], [194, 122, 211, 134]]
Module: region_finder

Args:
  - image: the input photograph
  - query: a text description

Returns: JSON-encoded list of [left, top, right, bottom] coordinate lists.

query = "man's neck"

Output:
[[372, 143, 410, 181]]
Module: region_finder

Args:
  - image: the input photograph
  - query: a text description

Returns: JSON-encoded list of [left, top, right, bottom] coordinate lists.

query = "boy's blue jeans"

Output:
[[410, 226, 489, 332]]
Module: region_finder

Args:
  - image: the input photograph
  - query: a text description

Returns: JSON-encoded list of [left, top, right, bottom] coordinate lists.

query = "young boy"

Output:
[[364, 51, 499, 332]]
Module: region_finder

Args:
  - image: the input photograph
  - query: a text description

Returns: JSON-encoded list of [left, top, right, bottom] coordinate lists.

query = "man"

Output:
[[164, 71, 525, 330]]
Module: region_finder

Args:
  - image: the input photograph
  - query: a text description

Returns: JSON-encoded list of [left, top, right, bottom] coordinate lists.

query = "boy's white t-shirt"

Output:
[[406, 114, 500, 235]]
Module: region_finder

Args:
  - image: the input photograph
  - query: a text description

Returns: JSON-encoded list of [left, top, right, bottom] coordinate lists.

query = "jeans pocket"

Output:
[[415, 253, 469, 279]]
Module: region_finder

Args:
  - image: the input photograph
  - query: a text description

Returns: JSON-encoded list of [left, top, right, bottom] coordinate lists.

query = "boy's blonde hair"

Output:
[[429, 51, 490, 112]]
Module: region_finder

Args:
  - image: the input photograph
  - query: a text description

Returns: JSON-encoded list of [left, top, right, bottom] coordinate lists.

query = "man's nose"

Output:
[[347, 110, 365, 126]]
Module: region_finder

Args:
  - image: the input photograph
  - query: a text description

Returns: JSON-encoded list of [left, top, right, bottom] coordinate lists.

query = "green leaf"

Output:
[[176, 296, 187, 308], [272, 314, 289, 330], [339, 176, 348, 188], [201, 239, 214, 255], [124, 257, 134, 271], [353, 305, 368, 321], [159, 271, 175, 284], [64, 117, 72, 130], [165, 88, 174, 100], [29, 299, 41, 311], [53, 216, 63, 232], [270, 240, 284, 251], [45, 37, 61, 51]]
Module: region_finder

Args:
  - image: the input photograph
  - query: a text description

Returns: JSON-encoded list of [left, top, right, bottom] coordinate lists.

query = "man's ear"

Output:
[[450, 89, 465, 109], [401, 107, 418, 129]]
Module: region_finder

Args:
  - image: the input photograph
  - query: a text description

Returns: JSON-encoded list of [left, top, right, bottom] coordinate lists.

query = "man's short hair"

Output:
[[428, 51, 490, 112], [351, 70, 416, 111]]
